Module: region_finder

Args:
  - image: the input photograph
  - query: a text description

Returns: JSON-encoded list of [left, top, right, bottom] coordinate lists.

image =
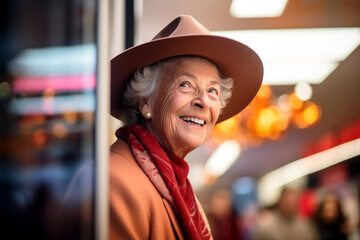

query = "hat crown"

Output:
[[152, 15, 211, 40]]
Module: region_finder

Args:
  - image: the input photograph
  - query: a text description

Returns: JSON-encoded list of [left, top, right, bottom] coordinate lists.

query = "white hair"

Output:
[[119, 56, 233, 126]]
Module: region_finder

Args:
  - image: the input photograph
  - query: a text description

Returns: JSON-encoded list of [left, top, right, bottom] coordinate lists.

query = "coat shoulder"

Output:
[[109, 138, 182, 240]]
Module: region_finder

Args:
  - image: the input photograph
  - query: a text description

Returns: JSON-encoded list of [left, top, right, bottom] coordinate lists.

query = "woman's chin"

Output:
[[181, 138, 205, 152]]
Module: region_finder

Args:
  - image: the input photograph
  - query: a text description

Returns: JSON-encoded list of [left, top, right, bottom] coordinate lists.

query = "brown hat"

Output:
[[111, 15, 263, 123]]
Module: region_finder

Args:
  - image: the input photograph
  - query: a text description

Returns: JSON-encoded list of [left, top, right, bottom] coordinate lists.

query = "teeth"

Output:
[[180, 117, 205, 126]]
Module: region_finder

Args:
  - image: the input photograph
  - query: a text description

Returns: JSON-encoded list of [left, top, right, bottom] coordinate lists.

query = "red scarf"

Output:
[[116, 124, 211, 240]]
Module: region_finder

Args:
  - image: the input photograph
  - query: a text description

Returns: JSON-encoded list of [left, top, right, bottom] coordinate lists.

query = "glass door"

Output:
[[0, 0, 104, 239]]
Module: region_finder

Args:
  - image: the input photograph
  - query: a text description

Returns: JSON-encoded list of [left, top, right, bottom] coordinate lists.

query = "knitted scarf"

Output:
[[116, 124, 211, 240]]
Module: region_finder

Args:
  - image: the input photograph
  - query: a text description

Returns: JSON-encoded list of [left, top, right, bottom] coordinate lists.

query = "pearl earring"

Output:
[[146, 112, 151, 118]]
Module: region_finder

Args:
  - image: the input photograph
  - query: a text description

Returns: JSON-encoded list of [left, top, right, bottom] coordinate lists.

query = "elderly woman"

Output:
[[109, 15, 263, 240]]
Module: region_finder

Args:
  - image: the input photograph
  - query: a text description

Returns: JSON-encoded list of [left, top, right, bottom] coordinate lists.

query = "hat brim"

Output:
[[111, 34, 263, 123]]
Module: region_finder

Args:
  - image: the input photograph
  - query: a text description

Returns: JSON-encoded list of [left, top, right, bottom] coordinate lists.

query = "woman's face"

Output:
[[144, 58, 222, 158]]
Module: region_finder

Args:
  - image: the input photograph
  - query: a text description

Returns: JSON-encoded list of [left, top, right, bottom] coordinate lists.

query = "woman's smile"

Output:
[[179, 116, 206, 127]]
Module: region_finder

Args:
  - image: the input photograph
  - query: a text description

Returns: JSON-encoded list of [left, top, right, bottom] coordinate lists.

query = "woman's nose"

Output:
[[192, 90, 211, 109]]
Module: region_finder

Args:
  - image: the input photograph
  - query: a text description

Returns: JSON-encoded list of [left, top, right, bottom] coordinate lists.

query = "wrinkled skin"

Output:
[[140, 58, 222, 158]]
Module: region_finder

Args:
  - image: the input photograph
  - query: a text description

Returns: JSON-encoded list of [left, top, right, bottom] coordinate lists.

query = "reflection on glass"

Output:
[[0, 0, 97, 239]]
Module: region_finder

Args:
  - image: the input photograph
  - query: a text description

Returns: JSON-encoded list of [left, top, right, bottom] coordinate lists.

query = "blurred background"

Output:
[[0, 0, 99, 239], [1, 0, 360, 239]]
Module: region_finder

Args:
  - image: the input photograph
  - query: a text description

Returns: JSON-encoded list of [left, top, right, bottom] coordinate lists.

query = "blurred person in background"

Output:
[[253, 187, 319, 240], [206, 188, 242, 240], [312, 192, 350, 240], [66, 15, 263, 239]]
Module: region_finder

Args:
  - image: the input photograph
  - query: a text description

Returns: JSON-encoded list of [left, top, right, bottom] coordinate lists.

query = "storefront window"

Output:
[[0, 0, 98, 239]]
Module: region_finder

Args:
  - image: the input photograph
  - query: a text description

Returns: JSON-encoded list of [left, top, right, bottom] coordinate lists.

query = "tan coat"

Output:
[[109, 139, 185, 240]]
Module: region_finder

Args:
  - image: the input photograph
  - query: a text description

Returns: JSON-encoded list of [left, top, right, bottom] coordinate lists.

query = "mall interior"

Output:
[[1, 0, 360, 239]]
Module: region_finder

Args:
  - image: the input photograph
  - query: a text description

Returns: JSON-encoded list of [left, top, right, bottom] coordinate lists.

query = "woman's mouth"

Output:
[[180, 116, 206, 127]]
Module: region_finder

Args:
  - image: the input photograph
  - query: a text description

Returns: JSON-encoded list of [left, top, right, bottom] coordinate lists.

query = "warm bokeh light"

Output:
[[275, 113, 289, 132], [257, 84, 272, 99], [53, 123, 68, 138], [293, 101, 321, 129], [289, 92, 303, 110], [303, 102, 321, 125], [277, 94, 291, 112], [258, 107, 276, 128], [63, 111, 78, 124], [211, 85, 322, 145], [33, 129, 47, 147], [216, 117, 238, 135]]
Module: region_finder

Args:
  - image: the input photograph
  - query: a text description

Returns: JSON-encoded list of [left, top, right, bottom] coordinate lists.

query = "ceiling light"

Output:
[[214, 28, 360, 85], [204, 140, 241, 176], [230, 0, 288, 18], [295, 82, 312, 101]]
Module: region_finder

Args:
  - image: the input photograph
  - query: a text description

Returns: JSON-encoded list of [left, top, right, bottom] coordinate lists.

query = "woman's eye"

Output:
[[209, 88, 219, 95], [179, 82, 190, 88]]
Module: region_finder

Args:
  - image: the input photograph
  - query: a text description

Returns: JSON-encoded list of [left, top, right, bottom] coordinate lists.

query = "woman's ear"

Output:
[[139, 100, 152, 119]]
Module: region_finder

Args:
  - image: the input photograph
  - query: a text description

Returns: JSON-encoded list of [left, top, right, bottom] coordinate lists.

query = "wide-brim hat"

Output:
[[111, 15, 263, 123]]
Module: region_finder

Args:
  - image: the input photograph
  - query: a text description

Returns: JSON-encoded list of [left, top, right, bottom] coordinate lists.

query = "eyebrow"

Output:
[[178, 72, 221, 87], [209, 80, 221, 88]]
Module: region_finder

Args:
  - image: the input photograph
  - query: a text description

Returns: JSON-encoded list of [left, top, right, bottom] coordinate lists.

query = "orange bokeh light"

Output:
[[303, 102, 321, 125], [216, 117, 238, 135], [53, 123, 68, 138], [211, 85, 322, 146], [289, 92, 303, 110]]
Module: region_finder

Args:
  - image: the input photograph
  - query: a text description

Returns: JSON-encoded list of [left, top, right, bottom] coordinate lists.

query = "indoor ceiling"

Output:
[[136, 0, 360, 194]]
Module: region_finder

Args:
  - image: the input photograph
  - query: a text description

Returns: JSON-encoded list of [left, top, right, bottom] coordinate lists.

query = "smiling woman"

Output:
[[121, 56, 232, 158], [107, 15, 263, 239]]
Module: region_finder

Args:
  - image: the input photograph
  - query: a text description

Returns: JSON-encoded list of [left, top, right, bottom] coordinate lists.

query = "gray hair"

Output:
[[119, 56, 233, 126]]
